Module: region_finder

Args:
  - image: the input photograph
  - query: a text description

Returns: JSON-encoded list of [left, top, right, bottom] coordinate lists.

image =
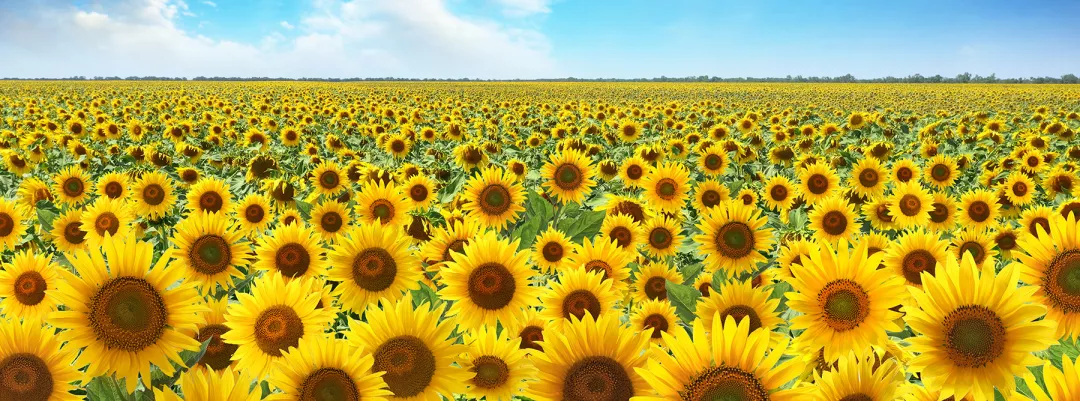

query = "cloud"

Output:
[[491, 0, 551, 16], [202, 1, 216, 6], [0, 0, 556, 79], [280, 20, 294, 30]]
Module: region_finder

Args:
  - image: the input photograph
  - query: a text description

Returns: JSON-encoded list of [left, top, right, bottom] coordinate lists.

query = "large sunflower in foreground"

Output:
[[171, 211, 250, 293], [641, 161, 691, 213], [440, 230, 537, 330], [538, 267, 619, 331], [222, 274, 334, 379], [0, 198, 28, 251], [255, 222, 327, 280], [695, 200, 773, 278], [0, 318, 81, 401], [461, 326, 537, 401], [634, 315, 806, 401], [461, 166, 526, 230], [267, 335, 392, 401], [530, 312, 651, 401], [905, 253, 1056, 401], [0, 250, 61, 321], [1014, 214, 1080, 339], [787, 239, 905, 361], [328, 222, 420, 313], [347, 295, 471, 401], [50, 234, 206, 393], [541, 149, 596, 204]]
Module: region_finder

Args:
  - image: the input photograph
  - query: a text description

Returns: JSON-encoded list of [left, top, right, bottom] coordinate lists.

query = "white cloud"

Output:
[[202, 1, 216, 7], [491, 0, 551, 17], [0, 0, 556, 79], [280, 20, 294, 30]]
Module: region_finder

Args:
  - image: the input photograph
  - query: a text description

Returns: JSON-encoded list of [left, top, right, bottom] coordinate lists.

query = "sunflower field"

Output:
[[0, 81, 1079, 401]]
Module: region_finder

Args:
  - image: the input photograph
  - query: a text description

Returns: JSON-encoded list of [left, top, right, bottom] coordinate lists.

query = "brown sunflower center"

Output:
[[299, 368, 359, 401], [468, 262, 517, 310], [254, 306, 304, 357], [625, 165, 643, 180], [0, 213, 14, 238], [655, 179, 678, 200], [554, 163, 584, 190], [104, 182, 124, 198], [638, 313, 668, 339], [839, 394, 874, 401], [614, 201, 646, 223], [701, 190, 722, 208], [1029, 217, 1051, 237], [199, 191, 224, 213], [88, 277, 167, 352], [320, 211, 344, 233], [1012, 181, 1029, 197], [319, 171, 340, 190], [930, 164, 951, 181], [13, 271, 47, 306], [373, 336, 436, 398], [0, 353, 53, 400], [943, 305, 1006, 368], [959, 241, 985, 264], [896, 167, 913, 182], [142, 184, 165, 206], [1043, 250, 1080, 313], [899, 194, 922, 217], [409, 184, 428, 202], [703, 154, 723, 171], [62, 177, 84, 197], [966, 201, 990, 222], [471, 355, 510, 390], [563, 356, 634, 401], [91, 212, 120, 236], [858, 169, 879, 188], [875, 204, 893, 223], [391, 140, 406, 153], [643, 276, 667, 301], [189, 235, 231, 275], [807, 174, 829, 195], [901, 250, 937, 286], [478, 184, 512, 215], [648, 227, 673, 250], [682, 366, 768, 401], [584, 259, 613, 280], [715, 222, 754, 259], [769, 185, 788, 202], [442, 239, 468, 262], [351, 248, 398, 292], [995, 233, 1017, 251], [519, 326, 544, 351], [818, 279, 870, 332], [929, 202, 949, 223], [276, 243, 311, 278], [821, 210, 849, 236], [719, 305, 762, 332], [195, 324, 238, 371], [542, 241, 564, 262], [563, 289, 602, 321], [609, 227, 634, 248], [369, 200, 394, 225], [62, 221, 86, 245]]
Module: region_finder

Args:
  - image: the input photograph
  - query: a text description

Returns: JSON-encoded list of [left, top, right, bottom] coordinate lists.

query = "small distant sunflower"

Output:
[[695, 278, 783, 333], [79, 197, 134, 247], [600, 213, 644, 251], [311, 199, 352, 241], [0, 198, 28, 251], [926, 192, 958, 232], [0, 317, 81, 401], [540, 149, 596, 204], [355, 181, 409, 228], [883, 229, 950, 288], [403, 174, 437, 211], [267, 335, 392, 401], [0, 250, 62, 321], [631, 262, 683, 304], [949, 226, 997, 269], [887, 181, 934, 229], [440, 230, 537, 330], [640, 215, 682, 258], [538, 268, 619, 330], [186, 177, 234, 214], [255, 222, 327, 280], [891, 158, 922, 184], [564, 236, 634, 291], [798, 162, 841, 205], [53, 165, 90, 206], [130, 171, 177, 220], [171, 211, 250, 293], [328, 223, 420, 313], [697, 144, 729, 176], [461, 166, 526, 231], [692, 179, 731, 212], [629, 299, 679, 342], [861, 197, 895, 231], [924, 154, 959, 189], [311, 161, 348, 197], [532, 226, 576, 274], [96, 172, 130, 200], [1019, 205, 1055, 238], [234, 193, 273, 234], [762, 175, 796, 212], [849, 158, 889, 198], [618, 156, 648, 189], [1001, 171, 1036, 206], [695, 200, 773, 278], [461, 326, 537, 401], [958, 189, 1000, 231], [49, 208, 87, 252], [777, 239, 818, 279], [809, 196, 859, 245]]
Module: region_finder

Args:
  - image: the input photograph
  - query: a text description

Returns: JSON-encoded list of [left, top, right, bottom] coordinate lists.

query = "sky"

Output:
[[0, 0, 1077, 79]]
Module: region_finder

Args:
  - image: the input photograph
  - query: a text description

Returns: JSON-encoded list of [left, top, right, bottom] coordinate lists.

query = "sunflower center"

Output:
[[966, 201, 990, 222], [715, 222, 754, 259], [542, 241, 564, 262], [555, 163, 584, 190], [467, 262, 517, 310], [821, 211, 849, 236], [626, 165, 643, 180], [648, 227, 673, 250], [701, 190, 722, 208], [682, 366, 768, 401], [104, 182, 124, 198], [62, 177, 84, 197], [563, 356, 634, 401], [409, 185, 428, 202], [195, 324, 238, 371], [943, 305, 1006, 368], [349, 247, 398, 292], [959, 241, 986, 264], [704, 154, 723, 171], [442, 239, 468, 262], [471, 355, 510, 389], [479, 184, 512, 215], [245, 204, 265, 223], [142, 184, 165, 206], [896, 167, 913, 182], [276, 243, 311, 278], [838, 394, 874, 401], [88, 277, 167, 352], [899, 194, 922, 217], [61, 221, 86, 245], [769, 185, 788, 202], [369, 200, 394, 224], [0, 353, 53, 400], [858, 169, 879, 188], [643, 276, 668, 300], [1043, 250, 1080, 313], [584, 259, 613, 280], [0, 213, 14, 238], [563, 289, 602, 320], [391, 140, 406, 153], [1029, 217, 1050, 237], [373, 336, 436, 398], [1012, 182, 1028, 196], [197, 191, 224, 213], [609, 227, 634, 248], [656, 179, 678, 201], [995, 233, 1017, 251], [93, 212, 120, 236], [719, 305, 762, 332], [901, 250, 937, 286], [818, 279, 870, 332], [930, 164, 950, 181], [928, 202, 949, 223], [253, 306, 305, 357], [622, 125, 637, 138], [299, 368, 359, 401], [190, 235, 231, 275], [808, 174, 829, 194], [615, 201, 646, 223], [320, 211, 344, 232], [12, 271, 46, 306]]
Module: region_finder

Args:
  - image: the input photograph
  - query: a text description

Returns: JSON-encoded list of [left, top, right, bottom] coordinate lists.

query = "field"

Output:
[[1, 81, 1079, 401]]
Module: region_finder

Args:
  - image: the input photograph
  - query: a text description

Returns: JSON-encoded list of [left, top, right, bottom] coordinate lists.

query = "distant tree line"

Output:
[[2, 73, 1078, 83]]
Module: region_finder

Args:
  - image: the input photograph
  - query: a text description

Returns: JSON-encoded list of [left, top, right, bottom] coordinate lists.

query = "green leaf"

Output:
[[438, 173, 467, 204], [666, 280, 700, 323], [86, 376, 134, 401], [261, 380, 273, 399], [511, 191, 555, 250], [679, 263, 704, 286], [294, 199, 313, 219], [559, 209, 606, 243], [711, 269, 728, 292], [411, 283, 443, 308]]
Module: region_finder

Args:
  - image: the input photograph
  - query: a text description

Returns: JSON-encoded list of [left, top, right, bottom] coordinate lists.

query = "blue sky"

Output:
[[1, 0, 1077, 78]]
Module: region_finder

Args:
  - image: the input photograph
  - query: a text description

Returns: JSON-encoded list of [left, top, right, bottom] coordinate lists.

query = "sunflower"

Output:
[[16, 177, 53, 211], [762, 175, 796, 212], [541, 149, 596, 204], [538, 267, 619, 331], [640, 215, 682, 258], [787, 239, 905, 361], [311, 199, 352, 241], [905, 253, 1056, 401], [461, 326, 537, 401], [49, 208, 88, 252], [618, 156, 648, 189], [355, 181, 409, 228], [883, 229, 951, 288], [328, 222, 420, 313], [190, 298, 238, 372], [949, 227, 998, 270], [130, 171, 177, 220], [798, 162, 841, 205], [79, 197, 134, 248], [1001, 171, 1036, 206], [178, 167, 202, 186], [403, 174, 437, 211], [958, 189, 1000, 231], [1015, 214, 1080, 339], [695, 200, 773, 278], [171, 211, 250, 293], [529, 311, 651, 401], [777, 238, 818, 279], [596, 194, 651, 224], [925, 154, 959, 189], [504, 308, 547, 353], [222, 274, 335, 379], [628, 261, 681, 304], [891, 158, 922, 184], [849, 157, 889, 198], [49, 234, 206, 393], [96, 172, 130, 200], [346, 294, 471, 401], [254, 222, 327, 280], [311, 160, 348, 197], [1044, 167, 1077, 199], [1024, 355, 1080, 401], [564, 236, 634, 291], [600, 213, 644, 251], [629, 299, 679, 342], [1019, 205, 1055, 239], [233, 193, 273, 234], [618, 120, 642, 142], [267, 335, 392, 401], [695, 278, 783, 334], [635, 314, 805, 401], [0, 250, 61, 321], [154, 367, 259, 401], [440, 230, 537, 330], [698, 144, 729, 176], [532, 226, 576, 274], [641, 161, 691, 213], [187, 177, 234, 214], [461, 166, 526, 231], [809, 196, 859, 245], [861, 196, 896, 231], [811, 351, 904, 401], [692, 179, 731, 213], [0, 198, 28, 251], [0, 318, 81, 401], [927, 192, 958, 232], [887, 181, 934, 229], [53, 165, 90, 206], [422, 219, 484, 274]]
